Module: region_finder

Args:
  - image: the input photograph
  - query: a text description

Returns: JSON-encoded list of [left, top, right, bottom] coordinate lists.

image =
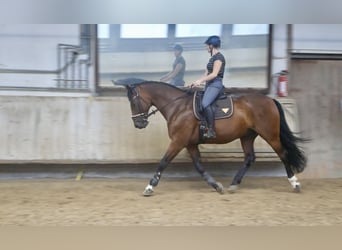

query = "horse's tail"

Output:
[[273, 99, 308, 173]]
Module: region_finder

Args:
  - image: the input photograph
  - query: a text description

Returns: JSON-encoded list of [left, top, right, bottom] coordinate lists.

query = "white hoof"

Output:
[[215, 182, 225, 194], [228, 185, 238, 193], [288, 176, 301, 193], [143, 185, 154, 196], [293, 184, 301, 193]]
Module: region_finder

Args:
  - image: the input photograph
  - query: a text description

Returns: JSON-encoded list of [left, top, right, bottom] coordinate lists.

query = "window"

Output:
[[98, 24, 110, 39], [175, 24, 222, 37], [232, 24, 269, 35], [0, 24, 88, 91], [120, 24, 168, 38]]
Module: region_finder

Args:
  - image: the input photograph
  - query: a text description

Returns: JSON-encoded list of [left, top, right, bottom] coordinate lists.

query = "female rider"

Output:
[[193, 35, 226, 139]]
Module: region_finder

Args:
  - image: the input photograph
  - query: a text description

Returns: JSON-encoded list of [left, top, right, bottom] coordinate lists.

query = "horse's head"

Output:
[[126, 84, 152, 129]]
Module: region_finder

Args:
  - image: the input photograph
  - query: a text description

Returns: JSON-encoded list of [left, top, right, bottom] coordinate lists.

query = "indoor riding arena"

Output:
[[0, 24, 341, 227]]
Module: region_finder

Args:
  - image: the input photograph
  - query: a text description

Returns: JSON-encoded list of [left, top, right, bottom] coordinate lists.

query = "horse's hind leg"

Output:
[[186, 145, 224, 194], [267, 138, 301, 192], [228, 132, 257, 193]]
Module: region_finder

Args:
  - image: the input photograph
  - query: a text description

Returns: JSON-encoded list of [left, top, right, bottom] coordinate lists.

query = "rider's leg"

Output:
[[203, 106, 216, 138], [201, 86, 222, 139]]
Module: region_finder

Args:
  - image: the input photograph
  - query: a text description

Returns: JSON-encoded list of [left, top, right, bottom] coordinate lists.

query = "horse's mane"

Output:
[[140, 81, 186, 92], [113, 78, 190, 93], [112, 78, 147, 86]]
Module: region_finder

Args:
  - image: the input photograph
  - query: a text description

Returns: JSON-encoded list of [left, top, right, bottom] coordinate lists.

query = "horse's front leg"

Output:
[[143, 142, 183, 196], [143, 157, 167, 196], [228, 134, 257, 193], [186, 145, 224, 194]]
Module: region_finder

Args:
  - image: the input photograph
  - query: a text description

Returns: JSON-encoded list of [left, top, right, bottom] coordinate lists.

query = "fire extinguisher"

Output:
[[277, 70, 288, 97]]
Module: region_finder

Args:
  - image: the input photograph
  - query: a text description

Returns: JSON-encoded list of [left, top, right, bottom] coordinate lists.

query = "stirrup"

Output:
[[204, 128, 216, 139]]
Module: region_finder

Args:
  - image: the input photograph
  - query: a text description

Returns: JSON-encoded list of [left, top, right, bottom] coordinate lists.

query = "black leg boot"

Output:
[[203, 106, 216, 139]]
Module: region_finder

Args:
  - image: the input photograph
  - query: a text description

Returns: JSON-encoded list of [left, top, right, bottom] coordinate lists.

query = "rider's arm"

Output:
[[193, 60, 222, 86]]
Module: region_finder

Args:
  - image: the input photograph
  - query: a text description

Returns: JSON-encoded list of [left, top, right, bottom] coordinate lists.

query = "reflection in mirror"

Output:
[[97, 24, 270, 90]]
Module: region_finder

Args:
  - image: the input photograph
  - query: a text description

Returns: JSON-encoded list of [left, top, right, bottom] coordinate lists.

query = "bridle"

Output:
[[128, 85, 158, 124], [128, 84, 190, 123]]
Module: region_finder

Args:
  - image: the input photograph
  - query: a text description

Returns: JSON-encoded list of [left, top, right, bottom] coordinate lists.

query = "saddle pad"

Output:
[[193, 91, 234, 120]]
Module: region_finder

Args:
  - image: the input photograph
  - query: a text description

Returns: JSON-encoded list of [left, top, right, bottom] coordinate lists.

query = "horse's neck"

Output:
[[151, 89, 184, 108], [148, 86, 187, 120]]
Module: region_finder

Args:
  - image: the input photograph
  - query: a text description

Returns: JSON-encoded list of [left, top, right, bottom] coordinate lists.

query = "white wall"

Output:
[[271, 24, 342, 73], [2, 24, 341, 88], [0, 24, 79, 88], [1, 24, 341, 178], [271, 24, 288, 75], [0, 24, 298, 164], [293, 24, 342, 52], [0, 95, 297, 164]]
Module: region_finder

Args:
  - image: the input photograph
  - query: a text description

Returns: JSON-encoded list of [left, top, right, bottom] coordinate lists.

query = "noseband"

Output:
[[129, 85, 158, 123]]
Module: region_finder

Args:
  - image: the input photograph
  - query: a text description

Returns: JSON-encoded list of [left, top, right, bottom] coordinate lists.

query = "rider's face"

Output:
[[174, 50, 181, 57], [206, 44, 212, 54]]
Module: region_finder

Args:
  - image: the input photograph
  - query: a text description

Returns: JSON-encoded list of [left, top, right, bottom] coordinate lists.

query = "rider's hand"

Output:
[[192, 80, 202, 87]]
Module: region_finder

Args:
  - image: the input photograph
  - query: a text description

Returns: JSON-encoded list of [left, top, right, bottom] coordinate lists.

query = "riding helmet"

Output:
[[173, 44, 183, 52], [204, 36, 221, 48]]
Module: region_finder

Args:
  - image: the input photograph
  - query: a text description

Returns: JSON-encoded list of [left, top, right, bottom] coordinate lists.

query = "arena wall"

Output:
[[0, 94, 298, 164]]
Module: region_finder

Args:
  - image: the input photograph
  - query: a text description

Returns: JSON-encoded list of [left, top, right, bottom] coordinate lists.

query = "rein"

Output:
[[147, 92, 189, 117], [131, 85, 191, 119]]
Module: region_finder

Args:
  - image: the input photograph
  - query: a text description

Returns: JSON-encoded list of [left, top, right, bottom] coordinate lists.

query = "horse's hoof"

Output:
[[142, 188, 154, 197], [215, 182, 224, 194], [293, 184, 301, 193], [228, 185, 238, 193]]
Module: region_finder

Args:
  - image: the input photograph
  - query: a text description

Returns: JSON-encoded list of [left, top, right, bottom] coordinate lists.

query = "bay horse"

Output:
[[117, 79, 307, 196]]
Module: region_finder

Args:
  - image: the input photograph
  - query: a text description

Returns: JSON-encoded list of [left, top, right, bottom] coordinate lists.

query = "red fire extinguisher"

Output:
[[277, 70, 288, 97]]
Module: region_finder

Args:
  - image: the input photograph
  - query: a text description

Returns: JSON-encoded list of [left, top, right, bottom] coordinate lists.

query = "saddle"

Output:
[[192, 90, 234, 143], [192, 91, 234, 120]]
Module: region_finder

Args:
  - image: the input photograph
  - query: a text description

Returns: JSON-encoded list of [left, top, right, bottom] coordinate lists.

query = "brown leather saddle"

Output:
[[192, 91, 234, 120]]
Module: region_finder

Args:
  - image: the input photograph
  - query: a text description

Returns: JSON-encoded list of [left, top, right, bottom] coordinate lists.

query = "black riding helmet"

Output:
[[204, 35, 221, 48]]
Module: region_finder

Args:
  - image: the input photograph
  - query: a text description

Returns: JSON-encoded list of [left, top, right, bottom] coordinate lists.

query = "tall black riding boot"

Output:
[[203, 106, 216, 139]]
